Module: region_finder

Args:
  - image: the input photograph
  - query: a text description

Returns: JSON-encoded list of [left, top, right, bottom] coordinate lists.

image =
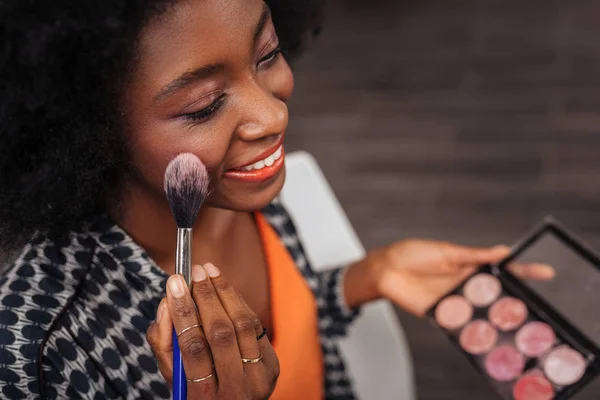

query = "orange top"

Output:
[[255, 212, 324, 400]]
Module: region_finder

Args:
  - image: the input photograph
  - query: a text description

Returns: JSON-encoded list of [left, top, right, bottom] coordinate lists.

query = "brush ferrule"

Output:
[[176, 228, 193, 287]]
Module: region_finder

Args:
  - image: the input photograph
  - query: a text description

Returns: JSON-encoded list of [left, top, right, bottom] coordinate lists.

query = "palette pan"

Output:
[[428, 217, 600, 399]]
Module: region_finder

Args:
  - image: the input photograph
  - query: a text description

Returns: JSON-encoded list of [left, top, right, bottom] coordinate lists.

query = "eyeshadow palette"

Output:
[[427, 217, 600, 400]]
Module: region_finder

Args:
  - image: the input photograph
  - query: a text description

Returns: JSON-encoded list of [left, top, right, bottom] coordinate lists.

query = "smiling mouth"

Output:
[[232, 145, 283, 172], [223, 144, 285, 183]]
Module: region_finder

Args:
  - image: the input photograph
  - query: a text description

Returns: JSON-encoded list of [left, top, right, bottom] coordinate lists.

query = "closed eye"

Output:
[[182, 94, 226, 122], [257, 46, 281, 69]]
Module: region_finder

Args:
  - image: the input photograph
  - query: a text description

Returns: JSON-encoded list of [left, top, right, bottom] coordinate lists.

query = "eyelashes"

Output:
[[182, 45, 282, 123], [258, 46, 282, 69], [183, 94, 226, 122]]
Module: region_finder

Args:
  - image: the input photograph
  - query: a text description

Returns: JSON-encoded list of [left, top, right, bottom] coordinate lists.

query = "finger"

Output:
[[146, 317, 165, 379], [191, 264, 243, 392], [252, 318, 279, 393], [202, 264, 262, 361], [147, 298, 174, 383], [166, 274, 216, 393], [200, 263, 273, 395], [236, 289, 268, 340], [508, 263, 555, 280], [157, 298, 175, 382], [445, 243, 510, 267], [236, 291, 279, 390]]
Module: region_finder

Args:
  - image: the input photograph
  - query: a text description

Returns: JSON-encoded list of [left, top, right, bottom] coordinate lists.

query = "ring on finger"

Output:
[[242, 354, 263, 364], [256, 327, 267, 341], [187, 370, 215, 383], [177, 323, 202, 337]]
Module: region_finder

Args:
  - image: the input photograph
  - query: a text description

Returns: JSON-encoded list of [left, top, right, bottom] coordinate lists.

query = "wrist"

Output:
[[343, 248, 386, 309]]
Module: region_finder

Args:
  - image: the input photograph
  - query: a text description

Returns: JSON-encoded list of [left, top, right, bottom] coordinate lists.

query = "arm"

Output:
[[340, 240, 553, 318], [0, 262, 65, 399], [313, 265, 362, 337], [342, 252, 382, 310]]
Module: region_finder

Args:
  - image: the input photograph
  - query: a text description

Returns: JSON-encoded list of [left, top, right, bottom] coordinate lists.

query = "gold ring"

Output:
[[187, 371, 215, 383], [242, 354, 263, 364], [177, 323, 202, 337]]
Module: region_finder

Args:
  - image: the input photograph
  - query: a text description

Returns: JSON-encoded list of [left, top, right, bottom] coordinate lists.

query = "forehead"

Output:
[[135, 0, 266, 76]]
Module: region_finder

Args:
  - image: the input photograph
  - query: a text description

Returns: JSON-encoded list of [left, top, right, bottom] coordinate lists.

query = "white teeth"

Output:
[[237, 145, 283, 171], [253, 160, 265, 169]]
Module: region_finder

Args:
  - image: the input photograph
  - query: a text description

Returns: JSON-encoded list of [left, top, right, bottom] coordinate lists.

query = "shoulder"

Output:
[[1, 233, 97, 308], [261, 198, 310, 259], [0, 234, 96, 398], [261, 197, 298, 239], [261, 196, 288, 219]]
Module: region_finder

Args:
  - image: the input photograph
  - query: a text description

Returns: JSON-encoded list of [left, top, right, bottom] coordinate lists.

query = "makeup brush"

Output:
[[164, 153, 210, 400]]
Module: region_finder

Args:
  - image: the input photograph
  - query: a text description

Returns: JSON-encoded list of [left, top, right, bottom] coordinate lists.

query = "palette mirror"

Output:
[[510, 232, 600, 350], [500, 224, 600, 398]]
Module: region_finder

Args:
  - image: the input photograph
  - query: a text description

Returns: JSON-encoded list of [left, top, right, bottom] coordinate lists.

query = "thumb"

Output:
[[155, 298, 174, 383]]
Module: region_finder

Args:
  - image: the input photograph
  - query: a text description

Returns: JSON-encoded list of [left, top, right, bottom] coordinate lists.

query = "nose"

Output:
[[235, 79, 288, 143]]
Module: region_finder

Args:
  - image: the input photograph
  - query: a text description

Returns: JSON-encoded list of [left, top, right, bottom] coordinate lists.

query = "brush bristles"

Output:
[[164, 153, 210, 228]]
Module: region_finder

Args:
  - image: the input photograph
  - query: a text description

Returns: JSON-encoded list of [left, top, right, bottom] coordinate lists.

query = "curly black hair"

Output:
[[0, 0, 324, 252]]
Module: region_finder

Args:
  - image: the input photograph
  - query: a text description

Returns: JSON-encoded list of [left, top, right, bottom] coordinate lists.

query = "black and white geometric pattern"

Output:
[[0, 200, 359, 399], [263, 199, 359, 399]]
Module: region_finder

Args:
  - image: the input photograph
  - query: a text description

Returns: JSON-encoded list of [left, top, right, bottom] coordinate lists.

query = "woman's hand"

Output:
[[345, 240, 554, 317], [146, 263, 279, 399]]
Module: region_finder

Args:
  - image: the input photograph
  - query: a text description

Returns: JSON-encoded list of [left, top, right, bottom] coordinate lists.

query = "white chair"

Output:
[[280, 151, 417, 400]]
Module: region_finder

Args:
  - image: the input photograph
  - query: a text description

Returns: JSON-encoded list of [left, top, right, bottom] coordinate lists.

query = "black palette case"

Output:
[[427, 216, 600, 399]]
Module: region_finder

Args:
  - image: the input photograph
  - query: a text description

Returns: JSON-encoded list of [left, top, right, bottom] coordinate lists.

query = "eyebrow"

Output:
[[153, 64, 224, 104], [153, 4, 271, 104]]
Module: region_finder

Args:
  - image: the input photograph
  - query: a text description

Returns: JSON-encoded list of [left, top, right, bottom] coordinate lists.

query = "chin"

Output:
[[208, 167, 286, 212]]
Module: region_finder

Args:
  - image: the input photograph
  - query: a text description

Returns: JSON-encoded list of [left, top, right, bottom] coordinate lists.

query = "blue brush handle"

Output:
[[173, 328, 187, 400]]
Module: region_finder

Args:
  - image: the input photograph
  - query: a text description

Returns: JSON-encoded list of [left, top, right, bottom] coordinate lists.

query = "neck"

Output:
[[110, 185, 246, 275]]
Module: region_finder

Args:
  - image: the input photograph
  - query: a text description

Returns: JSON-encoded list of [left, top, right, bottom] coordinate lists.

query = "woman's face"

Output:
[[122, 0, 293, 212]]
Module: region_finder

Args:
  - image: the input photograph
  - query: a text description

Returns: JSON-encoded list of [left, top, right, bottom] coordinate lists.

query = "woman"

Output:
[[0, 0, 553, 399]]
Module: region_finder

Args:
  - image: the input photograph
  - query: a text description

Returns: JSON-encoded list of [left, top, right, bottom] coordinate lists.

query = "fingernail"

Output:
[[204, 263, 220, 278], [156, 301, 164, 323], [493, 245, 510, 252], [169, 275, 186, 298], [543, 266, 556, 278], [192, 265, 207, 282]]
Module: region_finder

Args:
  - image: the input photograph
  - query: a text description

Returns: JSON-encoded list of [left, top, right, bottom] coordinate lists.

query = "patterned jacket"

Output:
[[0, 199, 359, 399]]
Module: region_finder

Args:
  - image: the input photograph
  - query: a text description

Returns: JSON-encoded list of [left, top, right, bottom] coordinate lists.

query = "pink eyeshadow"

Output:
[[435, 295, 473, 330], [515, 321, 556, 357], [488, 297, 528, 331], [543, 345, 586, 386], [463, 274, 501, 307], [459, 320, 498, 355], [484, 345, 525, 382], [512, 371, 554, 400]]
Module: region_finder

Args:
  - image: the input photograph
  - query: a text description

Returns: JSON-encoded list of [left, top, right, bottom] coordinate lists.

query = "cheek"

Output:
[[129, 121, 235, 189]]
